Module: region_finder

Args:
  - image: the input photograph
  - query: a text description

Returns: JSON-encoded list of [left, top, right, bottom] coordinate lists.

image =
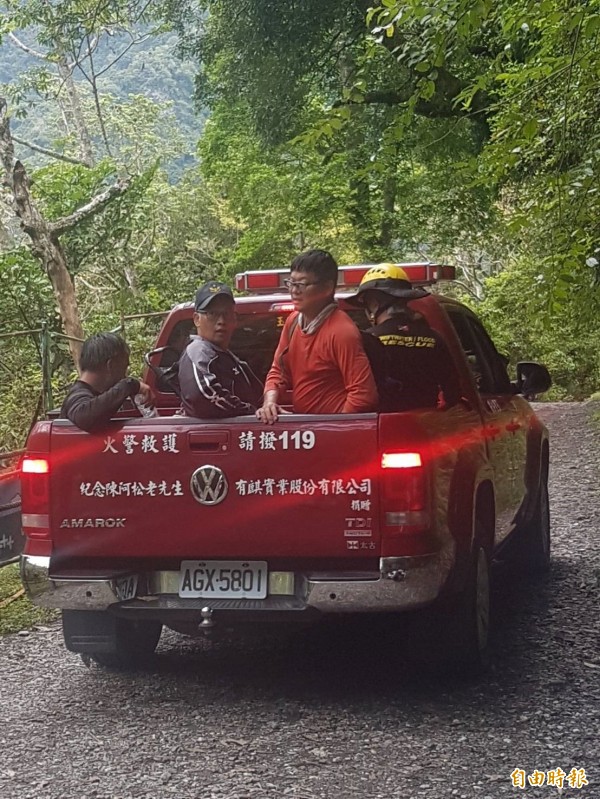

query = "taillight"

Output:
[[22, 458, 50, 474], [21, 456, 51, 542], [382, 452, 422, 469], [380, 451, 428, 533]]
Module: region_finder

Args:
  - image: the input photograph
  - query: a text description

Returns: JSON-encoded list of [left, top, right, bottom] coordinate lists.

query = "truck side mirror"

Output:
[[514, 361, 552, 398]]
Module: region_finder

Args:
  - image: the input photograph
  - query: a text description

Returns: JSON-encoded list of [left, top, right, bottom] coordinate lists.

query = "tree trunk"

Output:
[[379, 167, 397, 250], [1, 99, 127, 367], [11, 161, 84, 363], [346, 118, 376, 255]]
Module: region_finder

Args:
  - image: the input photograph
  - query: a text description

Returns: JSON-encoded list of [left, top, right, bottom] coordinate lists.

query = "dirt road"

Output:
[[0, 402, 598, 799]]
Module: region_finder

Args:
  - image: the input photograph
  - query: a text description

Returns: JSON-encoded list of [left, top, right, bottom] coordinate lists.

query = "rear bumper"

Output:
[[21, 551, 451, 618]]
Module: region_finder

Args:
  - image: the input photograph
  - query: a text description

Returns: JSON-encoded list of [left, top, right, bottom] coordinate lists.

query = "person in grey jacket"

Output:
[[178, 281, 263, 418]]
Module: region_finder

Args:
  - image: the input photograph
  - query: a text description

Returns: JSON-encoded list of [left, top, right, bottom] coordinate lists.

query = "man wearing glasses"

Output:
[[179, 280, 263, 418], [257, 250, 378, 423]]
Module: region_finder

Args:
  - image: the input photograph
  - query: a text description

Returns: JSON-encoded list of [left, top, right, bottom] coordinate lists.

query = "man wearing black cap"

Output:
[[178, 280, 263, 418]]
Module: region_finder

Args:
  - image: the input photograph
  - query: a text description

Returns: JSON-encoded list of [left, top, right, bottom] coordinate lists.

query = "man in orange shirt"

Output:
[[257, 249, 378, 423]]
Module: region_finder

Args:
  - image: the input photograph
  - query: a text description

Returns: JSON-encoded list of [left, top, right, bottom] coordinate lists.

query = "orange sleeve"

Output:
[[264, 314, 296, 394], [332, 321, 378, 413]]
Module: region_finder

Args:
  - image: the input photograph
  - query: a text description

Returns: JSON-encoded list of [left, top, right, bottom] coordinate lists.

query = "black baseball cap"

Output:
[[194, 281, 235, 311]]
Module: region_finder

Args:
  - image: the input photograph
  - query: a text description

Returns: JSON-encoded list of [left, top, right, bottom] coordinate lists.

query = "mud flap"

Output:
[[62, 610, 119, 654], [62, 610, 162, 666]]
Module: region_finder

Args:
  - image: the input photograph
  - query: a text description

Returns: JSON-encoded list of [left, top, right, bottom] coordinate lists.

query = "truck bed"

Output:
[[50, 414, 380, 561]]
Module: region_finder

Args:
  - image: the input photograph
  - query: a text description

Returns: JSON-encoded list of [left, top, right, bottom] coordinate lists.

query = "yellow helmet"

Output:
[[361, 264, 411, 284], [346, 263, 428, 306]]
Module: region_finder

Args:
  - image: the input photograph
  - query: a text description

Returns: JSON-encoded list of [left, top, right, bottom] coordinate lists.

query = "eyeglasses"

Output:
[[197, 310, 237, 323], [283, 279, 322, 293]]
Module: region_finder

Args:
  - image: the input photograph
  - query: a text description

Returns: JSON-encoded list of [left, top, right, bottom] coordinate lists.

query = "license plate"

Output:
[[178, 560, 268, 599]]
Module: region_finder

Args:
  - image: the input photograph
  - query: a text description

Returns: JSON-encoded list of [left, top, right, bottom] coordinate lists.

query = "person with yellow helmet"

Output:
[[347, 264, 460, 411]]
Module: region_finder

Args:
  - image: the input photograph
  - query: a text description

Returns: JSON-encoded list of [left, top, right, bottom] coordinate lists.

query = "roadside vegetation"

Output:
[[0, 563, 58, 635]]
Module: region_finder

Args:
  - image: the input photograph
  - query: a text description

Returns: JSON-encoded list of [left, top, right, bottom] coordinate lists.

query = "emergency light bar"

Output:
[[235, 263, 455, 294]]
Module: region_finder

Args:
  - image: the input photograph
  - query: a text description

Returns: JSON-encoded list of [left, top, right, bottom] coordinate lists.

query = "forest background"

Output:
[[1, 0, 599, 451]]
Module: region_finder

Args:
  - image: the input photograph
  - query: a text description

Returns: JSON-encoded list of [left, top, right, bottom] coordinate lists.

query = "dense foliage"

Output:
[[169, 0, 600, 394], [1, 0, 599, 449]]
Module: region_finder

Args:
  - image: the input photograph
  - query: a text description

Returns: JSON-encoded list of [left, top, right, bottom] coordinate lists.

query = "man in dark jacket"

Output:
[[60, 333, 154, 432], [347, 264, 460, 411], [178, 281, 263, 418]]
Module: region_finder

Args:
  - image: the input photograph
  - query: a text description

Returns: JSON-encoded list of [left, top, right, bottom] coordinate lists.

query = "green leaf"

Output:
[[420, 79, 436, 100], [567, 10, 583, 31], [522, 118, 539, 139], [584, 14, 600, 36]]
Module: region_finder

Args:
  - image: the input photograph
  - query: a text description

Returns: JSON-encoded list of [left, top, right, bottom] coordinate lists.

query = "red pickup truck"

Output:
[[20, 264, 551, 673]]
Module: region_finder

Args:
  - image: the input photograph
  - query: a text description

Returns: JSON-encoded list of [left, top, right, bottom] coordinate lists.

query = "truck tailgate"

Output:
[[50, 416, 380, 560]]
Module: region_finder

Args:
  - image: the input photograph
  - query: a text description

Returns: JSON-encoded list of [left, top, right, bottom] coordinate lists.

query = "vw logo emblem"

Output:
[[190, 465, 228, 506]]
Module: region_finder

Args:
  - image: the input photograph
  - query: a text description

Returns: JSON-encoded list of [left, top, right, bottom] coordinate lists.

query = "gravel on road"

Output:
[[0, 402, 598, 799]]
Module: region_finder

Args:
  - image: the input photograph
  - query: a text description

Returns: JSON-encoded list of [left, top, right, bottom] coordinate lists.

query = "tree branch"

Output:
[[68, 34, 99, 71], [55, 55, 95, 166], [453, 279, 483, 301], [81, 34, 113, 158], [95, 33, 152, 78], [11, 134, 92, 167], [333, 67, 489, 121], [8, 32, 47, 61], [50, 179, 130, 234], [335, 88, 482, 119]]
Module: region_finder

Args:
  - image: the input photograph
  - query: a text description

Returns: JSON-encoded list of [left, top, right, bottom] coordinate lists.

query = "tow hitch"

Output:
[[199, 606, 215, 635]]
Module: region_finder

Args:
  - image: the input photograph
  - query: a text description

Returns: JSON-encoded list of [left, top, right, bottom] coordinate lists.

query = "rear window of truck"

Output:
[[162, 308, 368, 385]]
